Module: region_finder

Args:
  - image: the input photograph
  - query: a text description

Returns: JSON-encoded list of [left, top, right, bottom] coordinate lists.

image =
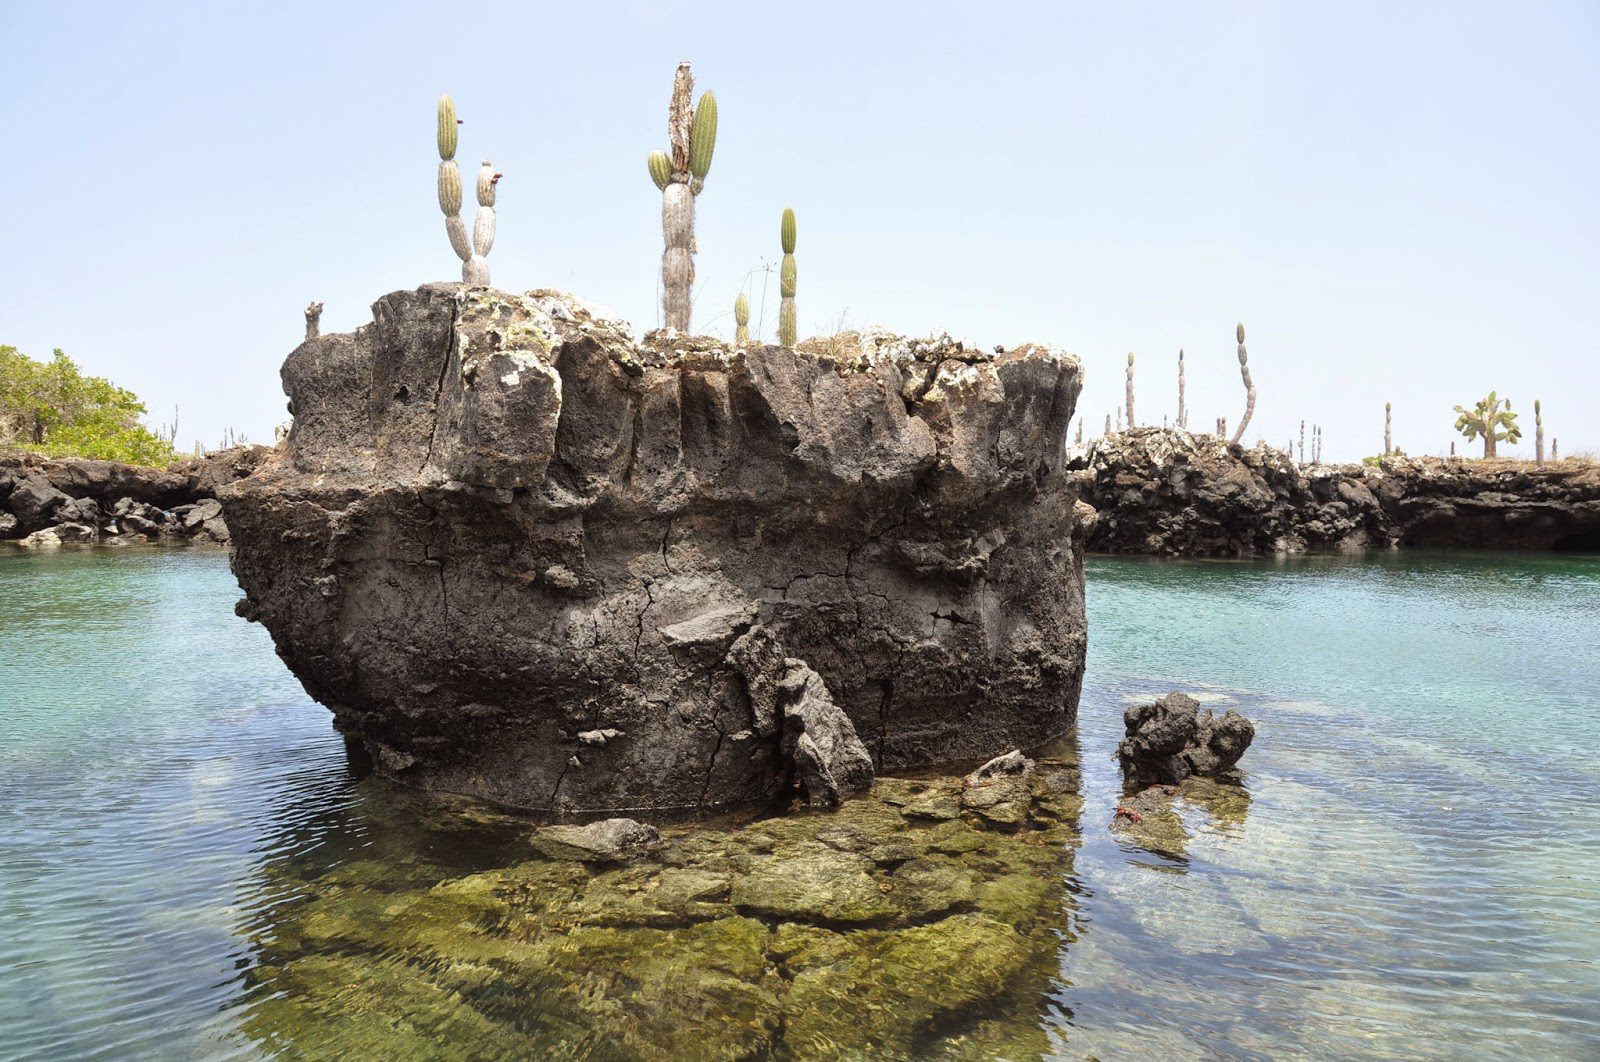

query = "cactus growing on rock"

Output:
[[779, 207, 798, 348], [1104, 413, 1111, 437], [1125, 353, 1136, 428], [734, 292, 750, 346], [304, 301, 323, 342], [649, 63, 718, 332], [1230, 322, 1255, 445], [1535, 399, 1545, 465], [1116, 406, 1122, 432], [1453, 391, 1520, 458], [1553, 439, 1560, 461], [1384, 402, 1392, 457], [1177, 349, 1187, 429], [436, 95, 499, 286]]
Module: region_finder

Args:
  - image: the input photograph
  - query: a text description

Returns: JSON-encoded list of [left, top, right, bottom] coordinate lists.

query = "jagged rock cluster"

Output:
[[1117, 691, 1255, 788], [223, 285, 1087, 817], [1070, 427, 1600, 555], [0, 448, 268, 549]]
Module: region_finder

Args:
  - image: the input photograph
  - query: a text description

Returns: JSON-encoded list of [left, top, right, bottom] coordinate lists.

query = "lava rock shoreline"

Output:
[[0, 447, 269, 548], [221, 285, 1089, 818], [1070, 427, 1600, 556]]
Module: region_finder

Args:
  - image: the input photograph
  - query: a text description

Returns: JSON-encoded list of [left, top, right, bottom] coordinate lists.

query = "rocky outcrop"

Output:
[[1117, 691, 1255, 788], [0, 447, 269, 547], [1070, 428, 1600, 555], [223, 285, 1087, 818], [532, 817, 663, 863]]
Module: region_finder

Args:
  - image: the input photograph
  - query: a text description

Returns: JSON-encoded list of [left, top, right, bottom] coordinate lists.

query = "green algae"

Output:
[[237, 747, 1084, 1059]]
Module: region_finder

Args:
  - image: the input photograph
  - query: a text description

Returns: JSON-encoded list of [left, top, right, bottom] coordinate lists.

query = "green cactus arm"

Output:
[[780, 254, 797, 298], [781, 208, 796, 255], [648, 150, 672, 191], [438, 95, 458, 160], [689, 92, 717, 181]]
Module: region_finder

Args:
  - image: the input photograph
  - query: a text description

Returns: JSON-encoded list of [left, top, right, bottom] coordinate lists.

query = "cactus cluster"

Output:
[[779, 208, 798, 347], [649, 63, 718, 332], [436, 95, 499, 285]]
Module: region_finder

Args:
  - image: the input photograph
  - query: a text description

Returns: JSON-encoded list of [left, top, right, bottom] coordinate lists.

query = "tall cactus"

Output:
[[1076, 418, 1084, 445], [649, 63, 717, 332], [1553, 439, 1560, 461], [1535, 399, 1545, 465], [1230, 322, 1255, 445], [303, 301, 323, 342], [779, 207, 798, 347], [1104, 413, 1111, 437], [1125, 353, 1136, 428], [1116, 406, 1122, 432], [1384, 402, 1392, 457], [1176, 348, 1187, 429], [734, 292, 750, 346], [436, 94, 500, 286], [1299, 419, 1306, 464]]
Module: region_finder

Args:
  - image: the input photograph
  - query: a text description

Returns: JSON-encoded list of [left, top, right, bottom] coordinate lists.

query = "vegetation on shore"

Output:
[[0, 346, 175, 466]]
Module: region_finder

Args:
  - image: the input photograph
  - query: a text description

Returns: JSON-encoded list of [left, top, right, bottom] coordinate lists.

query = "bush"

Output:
[[0, 346, 175, 466]]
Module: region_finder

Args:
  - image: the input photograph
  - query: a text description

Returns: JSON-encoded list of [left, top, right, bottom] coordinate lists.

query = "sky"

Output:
[[1, 1, 1597, 461]]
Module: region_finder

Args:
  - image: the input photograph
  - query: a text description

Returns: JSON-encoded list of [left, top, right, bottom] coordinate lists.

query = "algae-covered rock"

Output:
[[961, 749, 1036, 826], [238, 744, 1084, 1059], [532, 817, 663, 863]]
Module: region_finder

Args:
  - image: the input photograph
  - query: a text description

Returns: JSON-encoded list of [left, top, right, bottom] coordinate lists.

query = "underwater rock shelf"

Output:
[[223, 285, 1088, 816]]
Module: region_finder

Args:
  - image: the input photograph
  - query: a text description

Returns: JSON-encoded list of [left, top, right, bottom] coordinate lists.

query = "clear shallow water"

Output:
[[1, 548, 1597, 1058]]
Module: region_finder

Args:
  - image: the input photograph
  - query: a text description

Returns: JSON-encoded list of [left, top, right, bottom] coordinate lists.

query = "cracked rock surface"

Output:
[[222, 285, 1087, 817]]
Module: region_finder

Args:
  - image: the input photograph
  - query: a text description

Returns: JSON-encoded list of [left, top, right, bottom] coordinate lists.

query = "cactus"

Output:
[[650, 63, 718, 332], [734, 292, 750, 346], [779, 207, 798, 347], [1299, 419, 1306, 464], [1384, 402, 1392, 457], [1218, 416, 1227, 439], [1177, 348, 1187, 429], [1230, 322, 1255, 445], [1077, 418, 1084, 445], [1535, 399, 1545, 465], [1453, 391, 1520, 458], [435, 94, 499, 286], [1553, 439, 1559, 461], [1104, 413, 1111, 437], [1116, 406, 1122, 432], [1125, 353, 1136, 428], [303, 301, 323, 342], [1450, 440, 1456, 457]]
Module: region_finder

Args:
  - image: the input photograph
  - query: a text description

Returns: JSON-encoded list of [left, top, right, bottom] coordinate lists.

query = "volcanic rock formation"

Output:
[[1117, 691, 1255, 788], [222, 285, 1087, 817]]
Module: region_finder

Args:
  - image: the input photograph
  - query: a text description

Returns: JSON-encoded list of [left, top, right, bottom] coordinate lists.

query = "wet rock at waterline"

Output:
[[533, 817, 663, 863], [1117, 691, 1255, 788], [222, 284, 1088, 817]]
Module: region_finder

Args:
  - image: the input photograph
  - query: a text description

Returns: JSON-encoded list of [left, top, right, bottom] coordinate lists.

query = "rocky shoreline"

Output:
[[1069, 427, 1600, 556], [0, 447, 269, 549]]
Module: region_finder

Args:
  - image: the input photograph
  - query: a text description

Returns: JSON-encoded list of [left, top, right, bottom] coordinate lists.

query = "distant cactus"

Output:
[[1299, 419, 1306, 464], [1450, 440, 1456, 457], [734, 292, 750, 346], [1384, 402, 1392, 457], [1453, 391, 1520, 458], [650, 63, 718, 332], [1176, 349, 1187, 429], [1116, 406, 1122, 432], [435, 94, 499, 286], [1125, 353, 1136, 428], [304, 301, 323, 342], [1077, 418, 1084, 445], [1553, 439, 1560, 461], [1217, 416, 1226, 438], [1104, 413, 1111, 437], [1230, 322, 1255, 445], [1535, 399, 1545, 465], [779, 207, 798, 347]]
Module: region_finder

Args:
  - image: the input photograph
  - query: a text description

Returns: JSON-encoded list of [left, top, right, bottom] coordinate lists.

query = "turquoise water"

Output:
[[1, 548, 1598, 1058]]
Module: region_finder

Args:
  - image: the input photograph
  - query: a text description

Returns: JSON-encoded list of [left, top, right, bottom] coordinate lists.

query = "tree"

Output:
[[0, 346, 175, 465], [1453, 391, 1521, 459]]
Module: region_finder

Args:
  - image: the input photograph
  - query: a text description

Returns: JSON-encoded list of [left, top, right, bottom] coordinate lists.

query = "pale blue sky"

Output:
[[2, 1, 1596, 459]]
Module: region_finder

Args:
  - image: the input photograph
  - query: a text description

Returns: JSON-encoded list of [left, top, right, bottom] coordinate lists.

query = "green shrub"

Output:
[[0, 346, 175, 466]]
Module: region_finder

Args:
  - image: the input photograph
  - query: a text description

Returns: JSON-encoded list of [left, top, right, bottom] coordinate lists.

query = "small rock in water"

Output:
[[961, 750, 1035, 826], [1117, 691, 1254, 788], [532, 817, 662, 863]]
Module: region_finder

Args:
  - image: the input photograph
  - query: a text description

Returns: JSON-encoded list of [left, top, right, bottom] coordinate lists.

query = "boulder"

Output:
[[222, 285, 1088, 817], [6, 475, 70, 534], [960, 750, 1036, 826], [532, 817, 662, 863], [1117, 691, 1255, 788]]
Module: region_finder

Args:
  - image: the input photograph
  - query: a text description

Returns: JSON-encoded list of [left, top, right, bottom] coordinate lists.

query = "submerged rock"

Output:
[[1118, 691, 1255, 788], [239, 741, 1085, 1059], [533, 817, 663, 863], [223, 285, 1087, 816]]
